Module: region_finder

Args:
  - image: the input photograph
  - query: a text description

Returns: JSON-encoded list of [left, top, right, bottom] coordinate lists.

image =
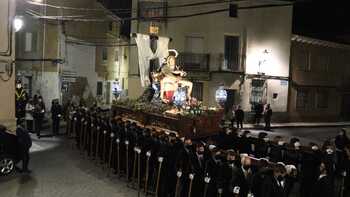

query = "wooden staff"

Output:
[[131, 147, 138, 184], [89, 123, 95, 159], [155, 157, 164, 197], [83, 121, 88, 156], [102, 130, 107, 165], [107, 132, 115, 173], [188, 173, 195, 197], [340, 171, 346, 197], [125, 140, 129, 180], [66, 115, 71, 136], [95, 126, 100, 161], [203, 176, 211, 197], [136, 148, 142, 197], [79, 118, 85, 150], [71, 117, 77, 149], [83, 121, 88, 150], [71, 117, 77, 137], [116, 138, 120, 175], [174, 171, 182, 197], [144, 151, 151, 195]]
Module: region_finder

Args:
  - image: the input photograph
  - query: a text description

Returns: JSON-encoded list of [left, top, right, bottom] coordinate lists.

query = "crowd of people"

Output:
[[230, 103, 273, 131], [15, 80, 63, 138], [67, 105, 350, 197]]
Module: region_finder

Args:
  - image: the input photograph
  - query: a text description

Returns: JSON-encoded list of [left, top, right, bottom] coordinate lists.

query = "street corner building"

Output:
[[128, 0, 293, 122]]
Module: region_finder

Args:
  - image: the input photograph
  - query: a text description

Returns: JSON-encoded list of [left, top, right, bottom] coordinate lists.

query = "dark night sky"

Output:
[[102, 0, 350, 43], [292, 0, 350, 43]]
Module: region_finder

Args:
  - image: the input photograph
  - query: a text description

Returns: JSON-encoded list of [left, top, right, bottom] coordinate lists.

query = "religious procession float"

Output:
[[112, 34, 228, 139]]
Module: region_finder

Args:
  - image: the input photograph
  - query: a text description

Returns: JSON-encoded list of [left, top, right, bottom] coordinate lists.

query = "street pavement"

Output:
[[0, 133, 137, 197], [246, 126, 346, 145], [0, 126, 346, 197]]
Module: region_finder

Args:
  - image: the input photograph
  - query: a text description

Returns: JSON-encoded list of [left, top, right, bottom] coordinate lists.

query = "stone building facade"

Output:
[[15, 0, 128, 109]]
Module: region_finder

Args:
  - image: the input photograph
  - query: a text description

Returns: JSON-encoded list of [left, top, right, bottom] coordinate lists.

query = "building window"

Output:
[[138, 1, 167, 21], [97, 81, 103, 96], [296, 89, 309, 109], [224, 35, 240, 71], [316, 90, 328, 108], [102, 48, 108, 61], [250, 79, 265, 107], [294, 45, 310, 71], [192, 82, 203, 101], [24, 32, 37, 52], [310, 52, 330, 72]]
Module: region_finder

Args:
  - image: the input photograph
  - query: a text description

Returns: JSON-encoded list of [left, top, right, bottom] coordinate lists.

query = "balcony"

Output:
[[177, 53, 210, 72]]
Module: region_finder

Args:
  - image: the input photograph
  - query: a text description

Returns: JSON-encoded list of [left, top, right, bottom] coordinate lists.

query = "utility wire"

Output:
[[26, 2, 293, 22], [25, 0, 244, 14]]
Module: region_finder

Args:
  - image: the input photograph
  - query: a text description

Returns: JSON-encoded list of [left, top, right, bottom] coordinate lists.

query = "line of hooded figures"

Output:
[[65, 106, 350, 197]]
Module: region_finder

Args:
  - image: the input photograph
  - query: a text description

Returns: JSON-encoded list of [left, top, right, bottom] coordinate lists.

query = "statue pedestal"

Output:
[[112, 106, 223, 139]]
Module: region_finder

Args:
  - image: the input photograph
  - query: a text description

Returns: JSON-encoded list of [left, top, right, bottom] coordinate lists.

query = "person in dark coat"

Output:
[[220, 150, 240, 197], [16, 123, 32, 173], [343, 144, 350, 197], [260, 163, 287, 197], [299, 143, 322, 197], [233, 156, 254, 197], [268, 136, 286, 163], [238, 130, 253, 155], [189, 142, 207, 197], [251, 159, 270, 197], [51, 99, 62, 136], [234, 105, 244, 129], [253, 132, 269, 158], [311, 162, 334, 197], [335, 129, 350, 175], [33, 96, 45, 138], [254, 102, 264, 125], [263, 104, 272, 131], [15, 80, 28, 124], [204, 146, 223, 197]]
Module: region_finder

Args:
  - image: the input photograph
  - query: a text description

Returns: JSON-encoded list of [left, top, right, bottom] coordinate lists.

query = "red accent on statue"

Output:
[[164, 91, 174, 102]]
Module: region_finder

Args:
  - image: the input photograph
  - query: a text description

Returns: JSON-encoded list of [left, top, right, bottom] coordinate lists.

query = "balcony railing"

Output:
[[177, 53, 210, 72]]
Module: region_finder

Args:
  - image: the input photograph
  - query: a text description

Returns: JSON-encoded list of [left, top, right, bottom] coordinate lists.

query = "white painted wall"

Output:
[[0, 0, 16, 130], [64, 42, 102, 100], [32, 71, 60, 110]]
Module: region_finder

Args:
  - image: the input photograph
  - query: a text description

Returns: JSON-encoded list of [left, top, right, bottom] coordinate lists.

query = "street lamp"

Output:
[[13, 16, 24, 32], [257, 49, 270, 75]]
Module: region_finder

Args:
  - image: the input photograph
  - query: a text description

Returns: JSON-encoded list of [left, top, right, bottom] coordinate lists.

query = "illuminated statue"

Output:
[[152, 50, 193, 104]]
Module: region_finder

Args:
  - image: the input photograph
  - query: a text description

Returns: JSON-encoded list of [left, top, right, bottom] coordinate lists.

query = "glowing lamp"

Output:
[[215, 86, 227, 104], [13, 16, 24, 32]]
